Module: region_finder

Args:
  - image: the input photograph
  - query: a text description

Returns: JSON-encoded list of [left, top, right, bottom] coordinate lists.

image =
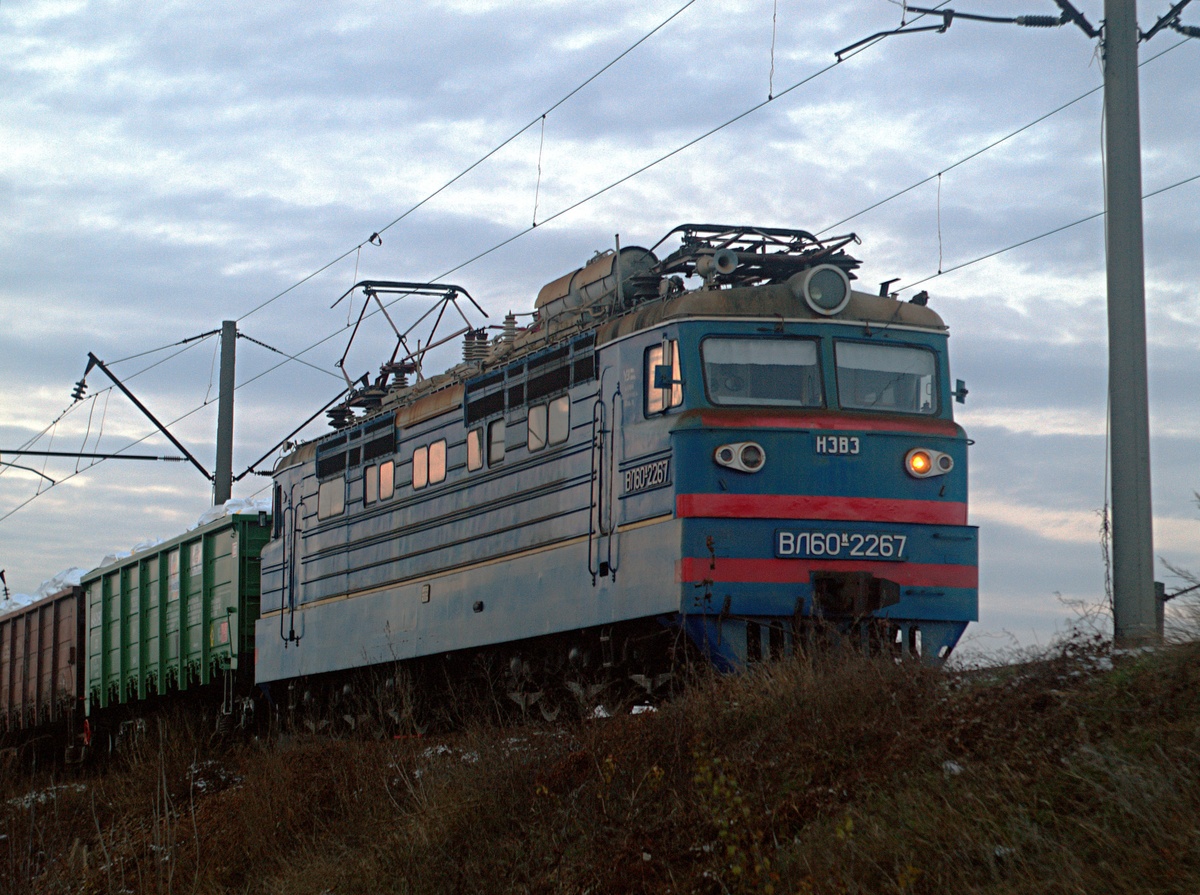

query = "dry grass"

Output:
[[4, 634, 1200, 894]]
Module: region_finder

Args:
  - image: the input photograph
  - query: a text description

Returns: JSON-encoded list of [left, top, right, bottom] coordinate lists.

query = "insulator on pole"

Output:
[[1016, 15, 1065, 27]]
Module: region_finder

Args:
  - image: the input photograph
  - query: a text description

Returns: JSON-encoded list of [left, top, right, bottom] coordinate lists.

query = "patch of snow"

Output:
[[591, 705, 611, 719], [942, 760, 965, 777], [36, 567, 87, 596], [631, 705, 657, 715], [7, 783, 86, 810], [99, 549, 133, 569], [189, 759, 242, 793], [0, 593, 40, 615], [0, 567, 90, 615], [193, 496, 272, 530]]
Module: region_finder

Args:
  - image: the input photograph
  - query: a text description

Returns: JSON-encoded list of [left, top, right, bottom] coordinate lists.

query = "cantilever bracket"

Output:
[[837, 2, 1099, 61], [1141, 0, 1196, 40], [836, 17, 952, 61], [83, 353, 212, 481]]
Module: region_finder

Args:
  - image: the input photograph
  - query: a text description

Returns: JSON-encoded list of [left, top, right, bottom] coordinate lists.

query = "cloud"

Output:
[[0, 0, 1196, 654]]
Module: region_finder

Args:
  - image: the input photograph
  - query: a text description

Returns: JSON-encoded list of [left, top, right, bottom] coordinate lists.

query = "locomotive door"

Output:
[[589, 368, 622, 583]]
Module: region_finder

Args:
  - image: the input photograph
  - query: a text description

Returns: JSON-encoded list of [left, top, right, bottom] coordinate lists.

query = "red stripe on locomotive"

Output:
[[676, 494, 968, 526], [677, 557, 978, 589]]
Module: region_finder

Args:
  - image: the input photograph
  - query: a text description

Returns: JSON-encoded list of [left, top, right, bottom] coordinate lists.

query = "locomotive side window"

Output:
[[488, 420, 506, 466], [528, 404, 547, 452], [527, 397, 570, 452], [645, 340, 682, 414], [701, 337, 822, 407], [834, 341, 937, 415], [317, 477, 345, 519], [467, 428, 483, 471], [412, 446, 428, 490], [364, 459, 396, 504], [428, 440, 446, 484], [412, 441, 445, 490], [548, 395, 570, 445]]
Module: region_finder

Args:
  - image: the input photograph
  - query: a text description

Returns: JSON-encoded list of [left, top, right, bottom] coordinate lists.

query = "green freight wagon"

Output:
[[82, 512, 271, 712]]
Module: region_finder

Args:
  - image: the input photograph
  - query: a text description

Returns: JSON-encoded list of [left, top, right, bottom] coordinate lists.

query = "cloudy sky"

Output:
[[2, 0, 1197, 652]]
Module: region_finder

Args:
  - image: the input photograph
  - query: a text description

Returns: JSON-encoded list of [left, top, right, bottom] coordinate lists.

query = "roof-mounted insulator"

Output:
[[326, 406, 354, 429], [462, 328, 490, 363]]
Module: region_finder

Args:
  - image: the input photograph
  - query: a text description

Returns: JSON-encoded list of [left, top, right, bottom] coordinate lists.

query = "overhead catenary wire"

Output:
[[817, 34, 1193, 237], [37, 3, 949, 426], [895, 171, 1200, 292], [105, 329, 220, 367], [235, 0, 703, 325], [174, 5, 942, 404], [2, 4, 1184, 525], [0, 26, 861, 520], [236, 332, 344, 382]]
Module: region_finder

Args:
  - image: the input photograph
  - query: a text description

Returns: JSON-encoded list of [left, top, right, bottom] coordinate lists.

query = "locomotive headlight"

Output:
[[790, 264, 852, 316], [715, 441, 766, 473], [739, 443, 765, 471], [908, 450, 932, 475], [905, 447, 953, 478]]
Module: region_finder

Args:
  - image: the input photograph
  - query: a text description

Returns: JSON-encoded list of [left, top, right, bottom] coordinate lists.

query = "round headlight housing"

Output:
[[714, 441, 766, 474], [739, 443, 765, 472], [905, 447, 953, 479], [790, 264, 852, 316]]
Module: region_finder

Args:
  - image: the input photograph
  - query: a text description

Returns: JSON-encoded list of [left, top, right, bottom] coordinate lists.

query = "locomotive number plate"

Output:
[[775, 530, 907, 561], [814, 434, 860, 455]]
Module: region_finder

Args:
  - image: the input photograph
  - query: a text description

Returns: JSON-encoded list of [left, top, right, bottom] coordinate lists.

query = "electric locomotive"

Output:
[[255, 224, 977, 703]]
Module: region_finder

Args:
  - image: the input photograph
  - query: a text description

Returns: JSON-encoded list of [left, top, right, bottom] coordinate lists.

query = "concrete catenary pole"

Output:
[[213, 320, 236, 506], [1103, 0, 1160, 645]]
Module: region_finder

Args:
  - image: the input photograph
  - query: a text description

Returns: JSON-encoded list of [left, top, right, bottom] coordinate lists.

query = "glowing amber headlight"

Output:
[[908, 450, 931, 475], [905, 447, 952, 479]]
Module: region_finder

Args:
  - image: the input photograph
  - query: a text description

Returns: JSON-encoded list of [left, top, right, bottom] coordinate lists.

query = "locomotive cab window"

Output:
[[835, 341, 937, 415], [701, 337, 822, 407], [317, 477, 345, 520], [646, 340, 682, 415]]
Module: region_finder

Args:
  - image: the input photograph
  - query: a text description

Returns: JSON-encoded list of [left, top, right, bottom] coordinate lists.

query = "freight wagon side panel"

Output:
[[24, 611, 39, 725], [59, 593, 83, 724], [0, 588, 84, 733], [84, 514, 271, 712], [13, 617, 25, 728], [0, 617, 10, 730]]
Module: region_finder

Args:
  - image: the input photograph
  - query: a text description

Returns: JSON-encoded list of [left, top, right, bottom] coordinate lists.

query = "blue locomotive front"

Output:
[[254, 225, 977, 694]]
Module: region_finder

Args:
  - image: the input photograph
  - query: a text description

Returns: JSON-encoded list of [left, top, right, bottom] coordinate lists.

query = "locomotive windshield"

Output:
[[701, 337, 823, 407], [834, 341, 937, 414]]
